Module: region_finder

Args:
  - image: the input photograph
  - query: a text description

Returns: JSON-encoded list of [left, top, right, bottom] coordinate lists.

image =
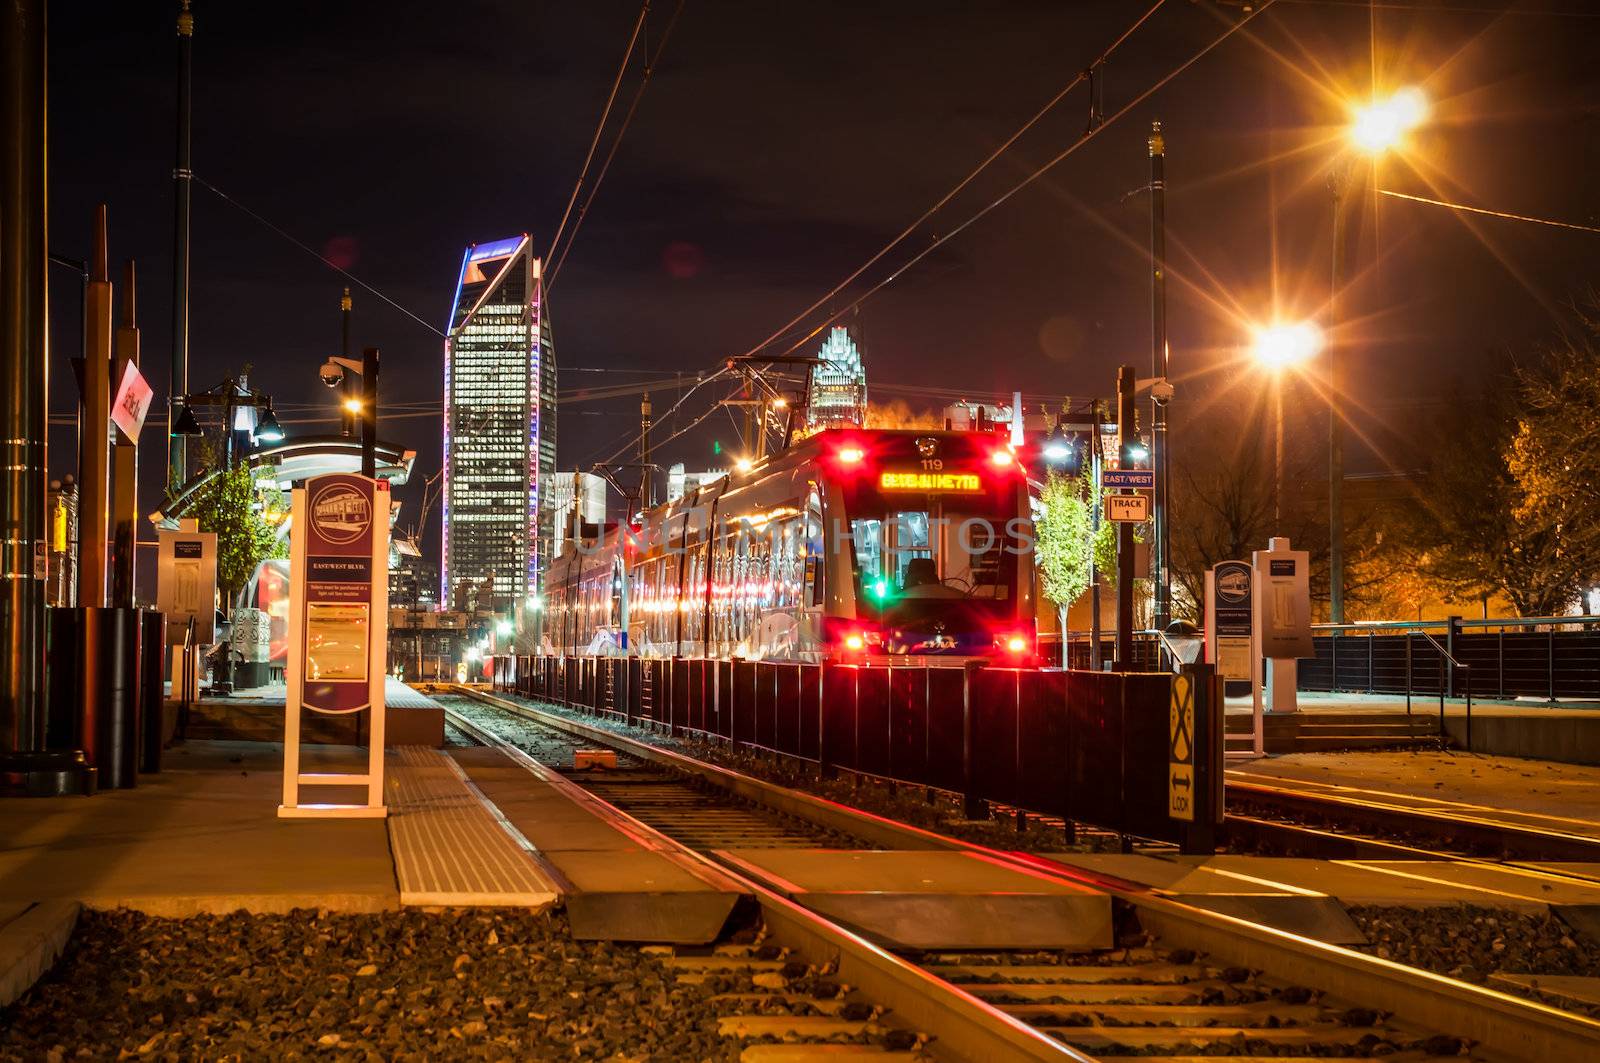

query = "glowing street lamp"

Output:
[[1349, 87, 1427, 155], [1327, 86, 1427, 623], [1250, 321, 1324, 371]]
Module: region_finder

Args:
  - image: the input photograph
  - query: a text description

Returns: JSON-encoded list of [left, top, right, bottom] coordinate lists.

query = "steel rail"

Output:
[[440, 700, 1082, 1063], [1227, 777, 1600, 863], [449, 684, 1600, 1062]]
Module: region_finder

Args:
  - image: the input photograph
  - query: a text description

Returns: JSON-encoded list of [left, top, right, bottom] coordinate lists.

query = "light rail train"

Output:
[[544, 429, 1037, 663]]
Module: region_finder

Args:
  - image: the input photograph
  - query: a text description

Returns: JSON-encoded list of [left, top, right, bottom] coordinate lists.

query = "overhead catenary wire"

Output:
[[193, 175, 446, 338], [758, 0, 1278, 365], [725, 0, 1171, 366], [547, 0, 688, 292], [1379, 188, 1600, 236], [545, 1, 652, 271]]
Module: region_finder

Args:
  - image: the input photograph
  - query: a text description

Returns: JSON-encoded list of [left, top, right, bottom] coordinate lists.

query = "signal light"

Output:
[[1006, 635, 1028, 654], [869, 578, 891, 601], [836, 446, 865, 465], [844, 633, 865, 652], [989, 448, 1014, 468]]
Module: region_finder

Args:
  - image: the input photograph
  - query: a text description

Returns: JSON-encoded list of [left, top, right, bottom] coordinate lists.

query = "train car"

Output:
[[545, 428, 1036, 663]]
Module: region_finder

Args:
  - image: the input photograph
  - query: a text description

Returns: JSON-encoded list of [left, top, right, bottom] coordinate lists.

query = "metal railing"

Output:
[[1306, 614, 1600, 704]]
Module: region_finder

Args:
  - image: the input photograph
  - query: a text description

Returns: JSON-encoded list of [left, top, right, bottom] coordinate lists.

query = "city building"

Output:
[[547, 472, 608, 558], [441, 234, 556, 611], [665, 463, 726, 503], [388, 540, 438, 611], [803, 325, 868, 433]]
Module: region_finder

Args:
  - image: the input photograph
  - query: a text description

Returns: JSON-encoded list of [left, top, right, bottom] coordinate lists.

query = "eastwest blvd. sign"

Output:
[[301, 477, 385, 712], [280, 473, 390, 818]]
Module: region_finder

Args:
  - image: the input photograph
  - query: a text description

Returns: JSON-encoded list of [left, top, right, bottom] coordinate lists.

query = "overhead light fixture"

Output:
[[255, 405, 285, 442], [172, 403, 203, 436]]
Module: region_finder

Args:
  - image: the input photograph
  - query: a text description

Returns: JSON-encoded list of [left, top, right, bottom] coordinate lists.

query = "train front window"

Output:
[[846, 502, 1012, 601]]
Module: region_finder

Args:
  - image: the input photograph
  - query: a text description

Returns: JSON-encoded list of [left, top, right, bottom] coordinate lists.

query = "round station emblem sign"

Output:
[[309, 482, 373, 545], [1215, 565, 1250, 603]]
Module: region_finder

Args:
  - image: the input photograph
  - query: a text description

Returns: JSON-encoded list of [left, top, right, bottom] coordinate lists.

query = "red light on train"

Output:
[[843, 632, 866, 652], [836, 446, 865, 465], [989, 447, 1015, 469], [996, 631, 1032, 656]]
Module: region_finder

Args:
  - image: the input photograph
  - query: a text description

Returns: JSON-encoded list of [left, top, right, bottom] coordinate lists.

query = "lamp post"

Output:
[[1250, 321, 1324, 528], [1328, 87, 1427, 624]]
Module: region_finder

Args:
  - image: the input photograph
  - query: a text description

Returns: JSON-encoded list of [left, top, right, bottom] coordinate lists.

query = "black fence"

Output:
[[1298, 627, 1600, 701], [492, 655, 1221, 850]]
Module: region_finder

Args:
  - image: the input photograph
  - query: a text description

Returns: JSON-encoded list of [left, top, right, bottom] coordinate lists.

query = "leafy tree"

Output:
[[1035, 471, 1114, 625], [1399, 383, 1579, 617], [1504, 331, 1600, 606], [189, 443, 288, 606]]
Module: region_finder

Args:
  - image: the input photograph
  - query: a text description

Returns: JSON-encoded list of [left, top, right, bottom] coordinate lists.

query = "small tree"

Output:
[[189, 446, 288, 607], [1035, 471, 1115, 631]]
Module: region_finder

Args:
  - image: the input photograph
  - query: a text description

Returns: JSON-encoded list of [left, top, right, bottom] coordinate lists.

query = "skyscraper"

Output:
[[442, 235, 556, 610], [804, 325, 868, 433]]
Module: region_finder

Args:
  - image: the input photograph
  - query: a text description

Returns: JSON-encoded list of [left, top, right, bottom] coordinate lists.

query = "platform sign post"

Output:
[[1205, 560, 1258, 756], [279, 473, 390, 819]]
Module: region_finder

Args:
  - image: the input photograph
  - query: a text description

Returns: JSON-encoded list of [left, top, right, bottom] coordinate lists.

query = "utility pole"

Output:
[[78, 206, 112, 609], [1115, 365, 1136, 671], [339, 287, 354, 436], [110, 260, 140, 607], [1148, 121, 1172, 631], [1088, 400, 1104, 671], [360, 346, 379, 478], [639, 393, 653, 510], [1328, 164, 1349, 625], [167, 0, 193, 493], [1, 0, 50, 754]]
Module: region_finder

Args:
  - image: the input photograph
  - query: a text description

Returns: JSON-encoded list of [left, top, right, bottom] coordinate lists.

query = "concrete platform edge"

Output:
[[0, 900, 80, 1008]]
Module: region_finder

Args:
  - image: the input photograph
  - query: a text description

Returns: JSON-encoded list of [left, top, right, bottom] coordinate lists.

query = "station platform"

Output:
[[1229, 748, 1600, 843], [1228, 692, 1600, 764], [0, 737, 736, 944], [186, 677, 446, 747]]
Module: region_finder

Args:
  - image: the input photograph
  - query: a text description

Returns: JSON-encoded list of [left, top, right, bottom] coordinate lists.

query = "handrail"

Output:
[[1413, 628, 1472, 749], [1316, 614, 1600, 633]]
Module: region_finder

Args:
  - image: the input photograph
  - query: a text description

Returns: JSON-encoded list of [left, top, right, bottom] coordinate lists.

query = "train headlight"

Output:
[[836, 446, 865, 465], [844, 633, 865, 652]]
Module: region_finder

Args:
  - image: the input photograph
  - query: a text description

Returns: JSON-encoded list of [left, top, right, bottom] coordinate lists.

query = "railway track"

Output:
[[1225, 776, 1600, 865], [438, 686, 1600, 1061]]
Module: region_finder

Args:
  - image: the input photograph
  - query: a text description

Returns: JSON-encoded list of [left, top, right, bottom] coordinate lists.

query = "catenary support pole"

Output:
[[640, 393, 653, 510], [1148, 121, 1171, 632], [168, 0, 193, 494], [1, 0, 49, 752], [1115, 365, 1136, 671], [361, 346, 378, 478], [340, 287, 354, 436], [1328, 164, 1349, 625]]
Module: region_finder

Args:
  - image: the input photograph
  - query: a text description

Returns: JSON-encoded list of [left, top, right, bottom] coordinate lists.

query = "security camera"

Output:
[[1150, 380, 1175, 403], [320, 360, 345, 388]]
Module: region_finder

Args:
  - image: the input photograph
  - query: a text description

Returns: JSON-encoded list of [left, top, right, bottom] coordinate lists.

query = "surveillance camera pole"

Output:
[[361, 347, 379, 478]]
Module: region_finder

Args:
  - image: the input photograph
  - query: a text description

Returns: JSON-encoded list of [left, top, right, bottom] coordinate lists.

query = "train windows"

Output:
[[849, 518, 883, 585], [888, 511, 932, 588]]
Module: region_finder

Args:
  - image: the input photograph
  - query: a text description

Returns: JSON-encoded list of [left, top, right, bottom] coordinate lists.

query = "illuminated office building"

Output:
[[804, 325, 867, 432], [442, 234, 556, 609]]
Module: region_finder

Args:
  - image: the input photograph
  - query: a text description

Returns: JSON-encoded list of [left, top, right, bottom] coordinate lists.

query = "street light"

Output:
[[1327, 85, 1427, 624], [1350, 87, 1427, 155], [255, 404, 285, 442], [1251, 320, 1324, 529]]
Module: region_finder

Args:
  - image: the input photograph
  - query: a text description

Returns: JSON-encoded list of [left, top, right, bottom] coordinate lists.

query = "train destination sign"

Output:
[[878, 471, 983, 493]]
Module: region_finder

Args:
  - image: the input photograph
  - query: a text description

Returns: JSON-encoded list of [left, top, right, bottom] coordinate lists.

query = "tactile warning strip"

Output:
[[386, 746, 562, 907]]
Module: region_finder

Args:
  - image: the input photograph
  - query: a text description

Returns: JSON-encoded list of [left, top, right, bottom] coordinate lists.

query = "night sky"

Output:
[[45, 1, 1600, 568]]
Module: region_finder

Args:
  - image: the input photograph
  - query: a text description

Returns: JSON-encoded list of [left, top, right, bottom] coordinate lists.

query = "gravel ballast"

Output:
[[1, 908, 737, 1061]]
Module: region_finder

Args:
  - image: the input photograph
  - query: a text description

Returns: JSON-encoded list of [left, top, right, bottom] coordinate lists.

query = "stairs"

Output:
[[1225, 711, 1443, 754]]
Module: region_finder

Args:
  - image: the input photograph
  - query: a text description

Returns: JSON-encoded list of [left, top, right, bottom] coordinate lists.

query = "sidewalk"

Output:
[[1228, 690, 1600, 717]]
